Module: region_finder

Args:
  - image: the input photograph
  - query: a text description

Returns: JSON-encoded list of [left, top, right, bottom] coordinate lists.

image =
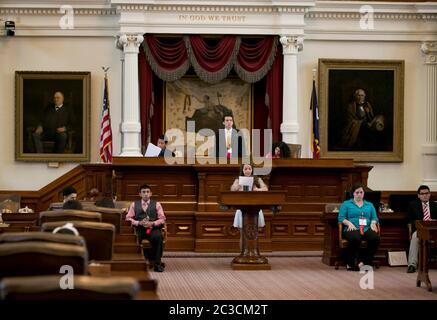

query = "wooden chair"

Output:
[[0, 275, 140, 300], [138, 223, 168, 269], [0, 242, 88, 279], [335, 222, 380, 270], [38, 210, 102, 225], [41, 221, 115, 261]]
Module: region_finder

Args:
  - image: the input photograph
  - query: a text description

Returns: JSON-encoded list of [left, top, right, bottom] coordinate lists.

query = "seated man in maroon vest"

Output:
[[125, 184, 166, 272]]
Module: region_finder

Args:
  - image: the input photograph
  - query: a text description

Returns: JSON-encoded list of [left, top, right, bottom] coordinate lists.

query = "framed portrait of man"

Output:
[[318, 59, 404, 162], [15, 71, 91, 162]]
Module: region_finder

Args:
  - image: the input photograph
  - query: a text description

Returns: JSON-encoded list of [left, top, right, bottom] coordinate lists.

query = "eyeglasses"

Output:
[[419, 192, 430, 195]]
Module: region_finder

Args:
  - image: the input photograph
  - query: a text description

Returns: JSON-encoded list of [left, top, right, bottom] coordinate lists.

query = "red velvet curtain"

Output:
[[138, 49, 152, 150], [189, 35, 237, 72], [139, 35, 282, 148], [266, 44, 283, 142]]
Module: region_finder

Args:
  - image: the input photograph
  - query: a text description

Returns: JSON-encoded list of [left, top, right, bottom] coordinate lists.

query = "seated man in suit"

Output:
[[215, 113, 246, 159], [157, 135, 175, 158], [125, 184, 166, 272], [406, 185, 437, 273], [32, 91, 75, 153]]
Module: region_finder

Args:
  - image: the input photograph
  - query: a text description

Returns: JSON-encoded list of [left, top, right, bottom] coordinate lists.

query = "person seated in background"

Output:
[[85, 188, 100, 201], [338, 182, 380, 271], [265, 141, 291, 159], [86, 187, 115, 208], [157, 135, 175, 157], [406, 185, 437, 273], [230, 163, 268, 250], [125, 184, 166, 272], [62, 186, 77, 203], [52, 222, 80, 236], [62, 199, 83, 210]]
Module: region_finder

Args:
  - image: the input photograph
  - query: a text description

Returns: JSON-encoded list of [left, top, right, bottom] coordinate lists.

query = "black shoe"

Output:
[[154, 264, 164, 272], [407, 265, 416, 273]]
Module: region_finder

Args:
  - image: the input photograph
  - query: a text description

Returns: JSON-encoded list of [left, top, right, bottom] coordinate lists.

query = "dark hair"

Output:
[[417, 185, 430, 194], [87, 188, 99, 198], [62, 200, 83, 210], [139, 184, 152, 192], [272, 141, 291, 158], [62, 186, 77, 197], [350, 182, 365, 194], [222, 113, 234, 122], [158, 135, 168, 143]]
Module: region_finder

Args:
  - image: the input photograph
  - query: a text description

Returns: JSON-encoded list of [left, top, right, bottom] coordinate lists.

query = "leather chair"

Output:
[[0, 275, 140, 300], [41, 221, 115, 261], [0, 232, 85, 247], [287, 143, 302, 159], [81, 204, 122, 234], [0, 242, 88, 279], [38, 210, 102, 225]]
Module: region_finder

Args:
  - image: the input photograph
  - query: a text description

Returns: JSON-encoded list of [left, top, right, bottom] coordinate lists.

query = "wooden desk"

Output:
[[220, 191, 286, 270], [416, 220, 437, 291]]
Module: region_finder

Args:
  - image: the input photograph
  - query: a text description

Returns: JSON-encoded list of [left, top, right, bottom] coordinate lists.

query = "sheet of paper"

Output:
[[144, 143, 162, 157], [238, 176, 254, 189]]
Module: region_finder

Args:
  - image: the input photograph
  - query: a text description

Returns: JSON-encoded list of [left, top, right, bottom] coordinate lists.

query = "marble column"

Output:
[[280, 35, 303, 144], [421, 41, 437, 188], [116, 33, 144, 156]]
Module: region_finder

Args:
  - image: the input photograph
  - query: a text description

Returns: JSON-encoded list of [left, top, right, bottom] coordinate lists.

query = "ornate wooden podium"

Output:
[[219, 191, 286, 270], [416, 220, 437, 291]]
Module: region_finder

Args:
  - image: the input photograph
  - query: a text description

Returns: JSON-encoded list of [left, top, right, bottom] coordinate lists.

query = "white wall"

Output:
[[0, 36, 121, 190], [0, 1, 435, 192], [299, 41, 425, 191]]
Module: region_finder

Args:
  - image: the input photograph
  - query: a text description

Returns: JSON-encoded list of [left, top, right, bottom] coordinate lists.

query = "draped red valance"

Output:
[[143, 34, 277, 84], [139, 34, 283, 148]]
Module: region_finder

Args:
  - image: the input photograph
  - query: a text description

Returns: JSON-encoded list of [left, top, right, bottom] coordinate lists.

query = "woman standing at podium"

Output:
[[231, 163, 268, 248]]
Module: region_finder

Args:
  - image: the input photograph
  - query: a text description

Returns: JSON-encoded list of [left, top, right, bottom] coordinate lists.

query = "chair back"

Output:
[[41, 221, 115, 261], [81, 204, 122, 233], [0, 275, 139, 300], [0, 242, 88, 279], [287, 144, 302, 159], [0, 232, 85, 247], [39, 210, 102, 225]]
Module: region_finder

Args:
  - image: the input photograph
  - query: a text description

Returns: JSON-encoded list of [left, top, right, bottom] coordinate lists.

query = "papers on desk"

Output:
[[144, 143, 162, 157], [239, 176, 253, 190]]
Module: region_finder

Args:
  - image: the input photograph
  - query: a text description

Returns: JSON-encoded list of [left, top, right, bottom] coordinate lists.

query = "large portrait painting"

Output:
[[15, 71, 91, 162], [165, 77, 252, 155], [318, 59, 404, 162]]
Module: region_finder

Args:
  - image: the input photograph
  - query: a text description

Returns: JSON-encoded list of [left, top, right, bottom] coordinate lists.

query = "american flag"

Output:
[[99, 76, 113, 163], [310, 79, 321, 159]]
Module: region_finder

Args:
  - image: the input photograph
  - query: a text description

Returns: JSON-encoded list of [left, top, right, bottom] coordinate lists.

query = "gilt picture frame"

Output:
[[318, 59, 404, 162], [15, 71, 91, 162]]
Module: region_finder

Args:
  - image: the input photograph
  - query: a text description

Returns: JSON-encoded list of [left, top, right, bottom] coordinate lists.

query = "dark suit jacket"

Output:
[[407, 199, 437, 233], [39, 103, 75, 138], [215, 128, 246, 158]]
